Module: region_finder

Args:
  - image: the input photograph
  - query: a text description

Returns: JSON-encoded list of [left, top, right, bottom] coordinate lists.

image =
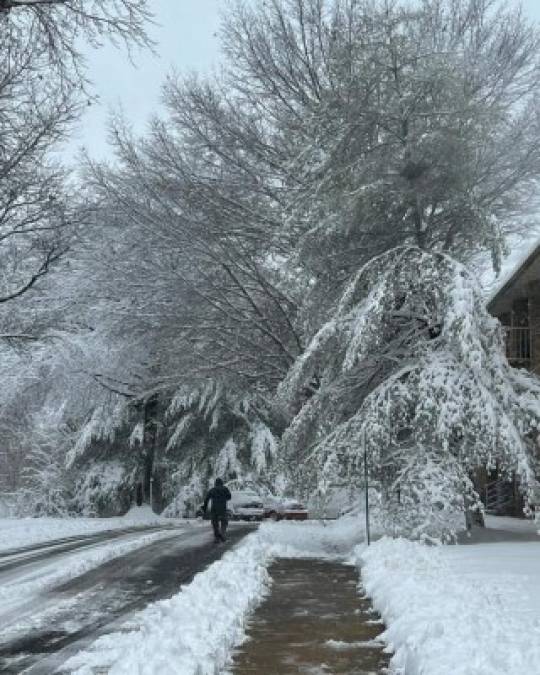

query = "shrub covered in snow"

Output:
[[71, 461, 137, 516]]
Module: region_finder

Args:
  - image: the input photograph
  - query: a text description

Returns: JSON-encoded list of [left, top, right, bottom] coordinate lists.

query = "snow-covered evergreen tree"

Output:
[[277, 246, 540, 539], [62, 379, 282, 516]]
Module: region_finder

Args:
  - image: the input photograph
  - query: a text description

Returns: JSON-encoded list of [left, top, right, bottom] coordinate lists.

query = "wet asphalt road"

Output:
[[0, 523, 254, 674]]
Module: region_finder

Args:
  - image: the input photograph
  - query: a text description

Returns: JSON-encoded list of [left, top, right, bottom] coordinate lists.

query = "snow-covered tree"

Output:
[[1, 0, 152, 90], [0, 26, 74, 314], [7, 0, 540, 529], [7, 403, 79, 516], [203, 0, 540, 317], [61, 378, 282, 516], [276, 246, 540, 539], [82, 128, 305, 392], [0, 0, 153, 337]]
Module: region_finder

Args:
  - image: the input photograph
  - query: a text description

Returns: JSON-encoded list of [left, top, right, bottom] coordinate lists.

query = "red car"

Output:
[[264, 498, 308, 521]]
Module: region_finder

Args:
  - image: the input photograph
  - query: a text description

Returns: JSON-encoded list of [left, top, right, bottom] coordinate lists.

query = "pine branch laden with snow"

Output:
[[162, 382, 282, 510], [277, 246, 540, 539], [67, 398, 131, 467], [28, 375, 284, 516], [164, 380, 225, 453], [250, 421, 278, 474], [128, 421, 144, 448], [72, 461, 138, 517]]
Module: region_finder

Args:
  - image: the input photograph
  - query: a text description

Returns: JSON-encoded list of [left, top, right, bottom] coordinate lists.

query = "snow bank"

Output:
[[358, 537, 540, 675], [0, 506, 193, 553], [258, 514, 368, 557], [64, 533, 275, 675], [65, 518, 370, 674]]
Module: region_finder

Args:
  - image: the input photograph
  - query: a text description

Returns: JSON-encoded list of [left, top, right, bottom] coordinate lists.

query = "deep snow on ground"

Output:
[[258, 513, 372, 557], [359, 524, 540, 675], [0, 505, 191, 553]]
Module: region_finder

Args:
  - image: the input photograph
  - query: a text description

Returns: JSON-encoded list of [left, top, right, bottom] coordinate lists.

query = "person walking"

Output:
[[203, 477, 231, 542]]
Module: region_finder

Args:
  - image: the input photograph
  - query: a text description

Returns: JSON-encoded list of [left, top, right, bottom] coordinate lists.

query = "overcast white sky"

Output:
[[65, 0, 540, 163], [65, 0, 223, 161]]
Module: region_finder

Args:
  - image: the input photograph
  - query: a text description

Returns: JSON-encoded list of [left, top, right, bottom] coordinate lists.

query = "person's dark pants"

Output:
[[211, 513, 228, 541]]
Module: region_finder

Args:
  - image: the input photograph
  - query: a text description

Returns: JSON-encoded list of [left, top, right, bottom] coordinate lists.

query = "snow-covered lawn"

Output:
[[0, 505, 196, 553], [360, 529, 540, 674]]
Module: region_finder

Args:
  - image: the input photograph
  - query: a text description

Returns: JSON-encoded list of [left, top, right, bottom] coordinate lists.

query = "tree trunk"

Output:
[[143, 394, 159, 504]]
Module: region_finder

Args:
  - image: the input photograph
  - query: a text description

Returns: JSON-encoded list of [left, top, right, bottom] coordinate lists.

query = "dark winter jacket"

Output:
[[203, 485, 231, 516]]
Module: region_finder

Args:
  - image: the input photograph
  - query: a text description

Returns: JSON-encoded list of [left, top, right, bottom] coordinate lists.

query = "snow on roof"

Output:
[[480, 232, 540, 304]]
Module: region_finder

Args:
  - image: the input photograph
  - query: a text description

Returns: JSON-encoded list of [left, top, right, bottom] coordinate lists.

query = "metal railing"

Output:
[[504, 326, 531, 364]]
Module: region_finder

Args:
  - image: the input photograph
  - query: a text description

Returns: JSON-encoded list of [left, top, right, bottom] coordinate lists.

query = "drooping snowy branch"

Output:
[[277, 246, 540, 537]]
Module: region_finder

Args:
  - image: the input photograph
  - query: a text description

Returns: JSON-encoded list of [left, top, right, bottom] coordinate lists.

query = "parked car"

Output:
[[229, 490, 264, 521], [194, 504, 233, 520], [264, 497, 308, 521]]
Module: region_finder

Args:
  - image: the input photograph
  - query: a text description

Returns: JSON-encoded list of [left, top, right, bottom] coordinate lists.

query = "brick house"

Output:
[[481, 241, 540, 516]]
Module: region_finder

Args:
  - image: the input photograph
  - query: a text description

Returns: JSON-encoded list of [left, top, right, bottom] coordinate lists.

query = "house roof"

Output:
[[482, 234, 540, 306]]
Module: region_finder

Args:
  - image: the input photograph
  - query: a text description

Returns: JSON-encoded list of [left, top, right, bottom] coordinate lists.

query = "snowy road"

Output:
[[0, 524, 180, 574], [0, 523, 254, 674]]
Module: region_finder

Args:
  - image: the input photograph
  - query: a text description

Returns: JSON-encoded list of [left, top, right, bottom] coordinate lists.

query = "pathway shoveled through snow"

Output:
[[230, 557, 389, 675]]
